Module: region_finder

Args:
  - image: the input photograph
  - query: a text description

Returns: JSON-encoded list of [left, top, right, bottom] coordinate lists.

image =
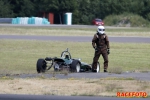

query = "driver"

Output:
[[92, 26, 110, 72]]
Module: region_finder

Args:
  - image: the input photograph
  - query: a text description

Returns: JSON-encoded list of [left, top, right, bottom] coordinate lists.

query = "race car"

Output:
[[36, 48, 100, 73]]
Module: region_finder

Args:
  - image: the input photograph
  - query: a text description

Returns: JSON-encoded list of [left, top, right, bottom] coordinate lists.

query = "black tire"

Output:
[[36, 59, 46, 73], [71, 60, 81, 72]]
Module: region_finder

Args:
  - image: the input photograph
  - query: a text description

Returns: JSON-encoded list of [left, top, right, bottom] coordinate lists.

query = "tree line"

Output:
[[0, 0, 150, 24]]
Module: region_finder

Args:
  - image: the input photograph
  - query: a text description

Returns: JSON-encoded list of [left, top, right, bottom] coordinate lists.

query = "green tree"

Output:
[[74, 0, 99, 24], [10, 0, 35, 17], [1, 0, 150, 24], [33, 0, 77, 24], [140, 0, 150, 20], [34, 0, 77, 13], [0, 0, 13, 17]]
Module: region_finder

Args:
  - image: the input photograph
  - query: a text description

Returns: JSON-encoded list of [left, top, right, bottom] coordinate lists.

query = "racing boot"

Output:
[[104, 69, 107, 73], [92, 68, 97, 73]]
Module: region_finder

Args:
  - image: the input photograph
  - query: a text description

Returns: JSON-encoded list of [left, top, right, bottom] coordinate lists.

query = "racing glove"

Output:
[[93, 46, 98, 51], [107, 48, 110, 55]]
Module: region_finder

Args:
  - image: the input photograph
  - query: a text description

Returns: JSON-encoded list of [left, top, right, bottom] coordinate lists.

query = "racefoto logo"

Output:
[[117, 92, 148, 98]]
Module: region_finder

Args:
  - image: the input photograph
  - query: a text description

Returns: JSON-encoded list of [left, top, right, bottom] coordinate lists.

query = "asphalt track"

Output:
[[9, 72, 150, 81], [0, 94, 149, 100], [0, 35, 150, 43], [0, 25, 150, 100]]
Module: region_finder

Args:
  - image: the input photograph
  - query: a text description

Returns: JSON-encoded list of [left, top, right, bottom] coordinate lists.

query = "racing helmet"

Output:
[[97, 26, 105, 34]]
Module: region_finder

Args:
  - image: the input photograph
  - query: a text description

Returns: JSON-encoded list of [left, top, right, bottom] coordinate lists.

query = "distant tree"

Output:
[[139, 0, 150, 20], [33, 0, 77, 23], [0, 0, 13, 17], [73, 0, 99, 24], [33, 0, 77, 13], [1, 0, 149, 24], [10, 0, 35, 17]]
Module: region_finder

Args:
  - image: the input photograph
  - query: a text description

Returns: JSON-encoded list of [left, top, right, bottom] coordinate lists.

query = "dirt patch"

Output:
[[0, 77, 150, 97]]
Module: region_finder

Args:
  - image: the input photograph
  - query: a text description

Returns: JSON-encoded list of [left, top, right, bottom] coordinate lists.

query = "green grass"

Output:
[[0, 27, 150, 37], [0, 40, 150, 74]]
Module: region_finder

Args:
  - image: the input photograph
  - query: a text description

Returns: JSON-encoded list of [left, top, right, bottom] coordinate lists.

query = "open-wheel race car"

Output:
[[36, 48, 100, 73]]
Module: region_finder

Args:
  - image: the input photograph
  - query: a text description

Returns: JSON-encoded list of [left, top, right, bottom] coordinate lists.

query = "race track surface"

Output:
[[0, 94, 149, 100], [8, 72, 150, 81], [0, 35, 150, 43]]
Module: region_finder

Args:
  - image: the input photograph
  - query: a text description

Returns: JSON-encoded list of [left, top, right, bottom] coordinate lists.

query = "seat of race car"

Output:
[[65, 55, 69, 59]]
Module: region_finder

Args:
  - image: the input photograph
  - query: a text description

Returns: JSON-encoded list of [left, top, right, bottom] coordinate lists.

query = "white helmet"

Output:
[[97, 26, 105, 34]]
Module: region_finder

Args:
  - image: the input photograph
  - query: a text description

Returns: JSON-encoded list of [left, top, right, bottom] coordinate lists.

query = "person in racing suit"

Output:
[[92, 26, 110, 72]]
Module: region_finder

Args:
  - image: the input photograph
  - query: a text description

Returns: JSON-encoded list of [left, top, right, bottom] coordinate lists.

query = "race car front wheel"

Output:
[[71, 60, 81, 72], [36, 59, 46, 73]]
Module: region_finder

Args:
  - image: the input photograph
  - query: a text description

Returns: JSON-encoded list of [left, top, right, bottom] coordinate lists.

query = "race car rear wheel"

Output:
[[36, 59, 46, 73], [96, 62, 100, 73], [71, 60, 81, 72]]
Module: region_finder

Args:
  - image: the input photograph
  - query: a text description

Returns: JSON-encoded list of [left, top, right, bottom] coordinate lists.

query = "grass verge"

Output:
[[0, 78, 149, 97], [0, 39, 150, 74], [0, 27, 150, 37]]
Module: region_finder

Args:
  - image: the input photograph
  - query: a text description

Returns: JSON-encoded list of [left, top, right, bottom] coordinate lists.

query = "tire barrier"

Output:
[[12, 17, 50, 25]]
